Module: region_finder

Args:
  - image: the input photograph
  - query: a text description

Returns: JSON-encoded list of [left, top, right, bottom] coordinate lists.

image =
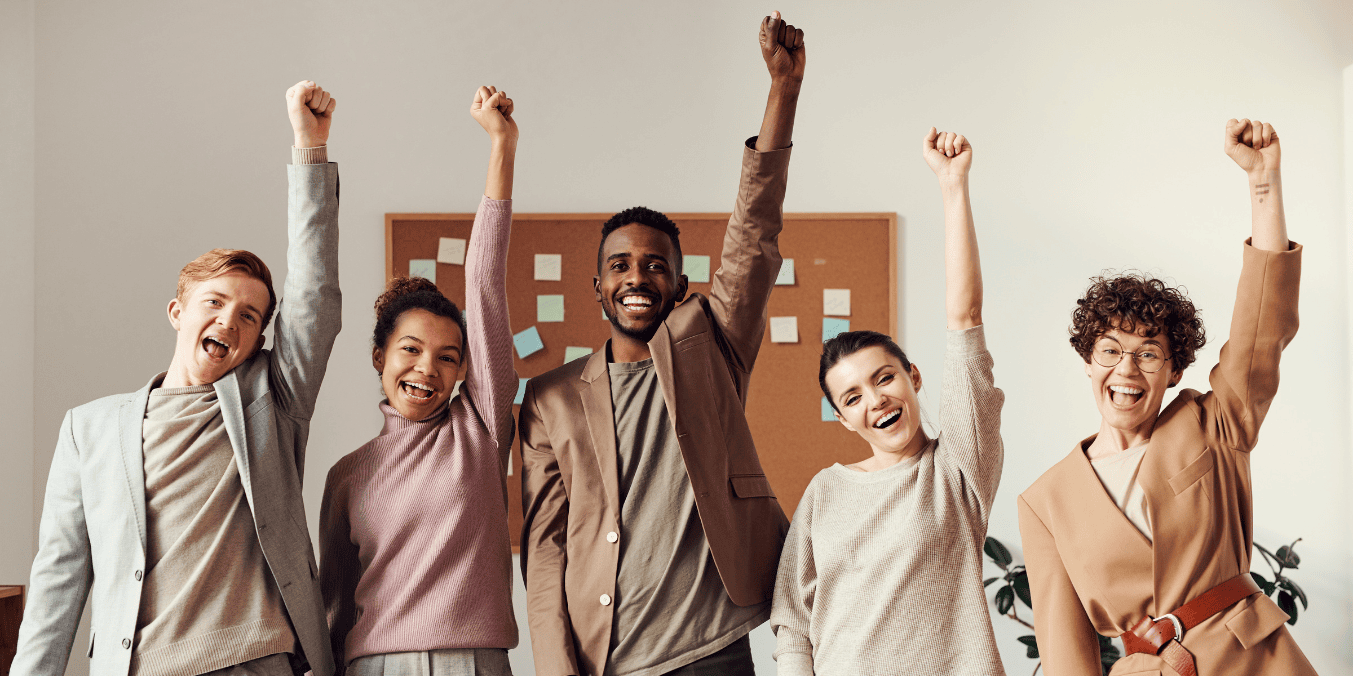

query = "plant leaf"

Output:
[[984, 576, 1000, 588], [985, 536, 1013, 568], [1277, 590, 1298, 625], [1018, 635, 1039, 659], [1251, 571, 1276, 596], [1013, 571, 1034, 609], [1275, 545, 1299, 570], [1278, 578, 1308, 609], [995, 585, 1014, 615]]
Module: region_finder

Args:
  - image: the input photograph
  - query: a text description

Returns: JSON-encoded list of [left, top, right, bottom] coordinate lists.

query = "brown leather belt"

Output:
[[1120, 573, 1261, 676]]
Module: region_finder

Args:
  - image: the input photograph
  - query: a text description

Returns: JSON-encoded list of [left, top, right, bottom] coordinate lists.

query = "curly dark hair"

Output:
[[1069, 272, 1207, 375], [372, 276, 466, 350], [597, 206, 682, 274]]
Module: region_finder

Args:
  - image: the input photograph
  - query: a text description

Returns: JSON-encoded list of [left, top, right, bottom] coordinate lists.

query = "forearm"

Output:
[[940, 177, 982, 329], [462, 197, 517, 444], [755, 78, 801, 152], [1248, 169, 1287, 251], [484, 138, 516, 200]]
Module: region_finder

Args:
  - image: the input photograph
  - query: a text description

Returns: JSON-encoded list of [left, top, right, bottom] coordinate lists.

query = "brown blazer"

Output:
[[1019, 242, 1316, 676], [518, 141, 793, 676]]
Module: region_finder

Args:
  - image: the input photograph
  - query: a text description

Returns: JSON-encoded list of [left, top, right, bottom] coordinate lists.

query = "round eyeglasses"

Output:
[[1091, 343, 1170, 373]]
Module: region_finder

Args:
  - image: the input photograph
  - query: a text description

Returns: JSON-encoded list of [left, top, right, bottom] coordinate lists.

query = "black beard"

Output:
[[604, 297, 675, 344]]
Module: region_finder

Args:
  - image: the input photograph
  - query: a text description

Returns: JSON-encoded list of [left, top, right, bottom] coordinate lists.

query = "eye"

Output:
[[1139, 350, 1161, 360], [402, 346, 418, 354], [647, 262, 665, 272], [1099, 346, 1121, 356], [242, 313, 256, 323], [845, 395, 860, 406], [440, 355, 458, 363], [878, 374, 894, 385], [611, 261, 627, 272], [207, 299, 222, 307]]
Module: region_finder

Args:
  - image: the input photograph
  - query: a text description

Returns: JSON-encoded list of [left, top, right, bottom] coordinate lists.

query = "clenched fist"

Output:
[[287, 81, 335, 148], [1225, 118, 1279, 175], [471, 85, 517, 145], [923, 127, 972, 180], [760, 11, 806, 83]]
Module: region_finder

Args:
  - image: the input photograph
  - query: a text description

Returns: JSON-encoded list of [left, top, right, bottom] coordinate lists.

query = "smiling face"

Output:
[[594, 223, 688, 347], [824, 345, 928, 459], [164, 272, 271, 387], [373, 308, 464, 421], [1084, 328, 1181, 443]]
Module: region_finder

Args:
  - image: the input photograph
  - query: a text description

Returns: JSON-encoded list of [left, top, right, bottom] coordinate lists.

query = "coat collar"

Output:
[[117, 372, 166, 550]]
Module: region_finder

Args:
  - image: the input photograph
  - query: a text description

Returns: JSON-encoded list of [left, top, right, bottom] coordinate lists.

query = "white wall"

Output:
[[11, 0, 1352, 673]]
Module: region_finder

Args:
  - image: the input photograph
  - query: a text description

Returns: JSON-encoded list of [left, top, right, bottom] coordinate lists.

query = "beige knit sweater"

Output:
[[770, 325, 1006, 675]]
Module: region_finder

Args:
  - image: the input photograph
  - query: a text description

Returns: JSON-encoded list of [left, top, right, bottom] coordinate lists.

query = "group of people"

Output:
[[12, 10, 1318, 676]]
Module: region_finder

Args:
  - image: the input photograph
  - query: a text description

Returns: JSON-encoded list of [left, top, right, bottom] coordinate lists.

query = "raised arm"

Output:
[[270, 81, 341, 430], [755, 11, 805, 152], [1225, 118, 1287, 252], [923, 128, 982, 329], [460, 86, 519, 452]]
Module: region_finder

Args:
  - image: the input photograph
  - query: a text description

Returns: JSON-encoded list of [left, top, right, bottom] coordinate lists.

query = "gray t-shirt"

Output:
[[605, 359, 768, 676]]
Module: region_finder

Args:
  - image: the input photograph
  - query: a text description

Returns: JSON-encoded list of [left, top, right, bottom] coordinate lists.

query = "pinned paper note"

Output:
[[821, 397, 837, 422], [684, 255, 711, 283], [564, 346, 594, 363], [507, 452, 513, 476], [513, 326, 544, 358], [534, 254, 562, 281], [515, 378, 528, 405], [453, 380, 463, 396], [537, 295, 565, 322], [775, 259, 796, 286], [769, 316, 799, 343], [437, 238, 467, 265], [822, 318, 850, 342], [823, 289, 851, 316], [409, 259, 437, 283]]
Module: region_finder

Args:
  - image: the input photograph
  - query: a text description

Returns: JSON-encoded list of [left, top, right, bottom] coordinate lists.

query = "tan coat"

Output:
[[518, 142, 792, 676], [1019, 242, 1317, 676]]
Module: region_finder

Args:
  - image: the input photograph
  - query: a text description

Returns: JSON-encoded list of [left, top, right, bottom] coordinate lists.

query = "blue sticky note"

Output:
[[513, 326, 544, 359], [684, 254, 711, 283], [409, 259, 437, 283], [821, 397, 837, 422], [823, 318, 850, 342], [515, 378, 528, 405], [537, 295, 565, 322]]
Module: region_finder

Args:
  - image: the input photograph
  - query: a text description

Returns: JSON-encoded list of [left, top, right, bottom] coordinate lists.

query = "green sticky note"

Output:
[[564, 346, 593, 363], [823, 318, 850, 342], [409, 259, 436, 283], [821, 397, 837, 422], [775, 258, 795, 285], [537, 295, 565, 322], [684, 254, 711, 283]]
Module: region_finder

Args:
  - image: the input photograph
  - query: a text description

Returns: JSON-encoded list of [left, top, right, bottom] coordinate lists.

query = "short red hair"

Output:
[[177, 249, 277, 331]]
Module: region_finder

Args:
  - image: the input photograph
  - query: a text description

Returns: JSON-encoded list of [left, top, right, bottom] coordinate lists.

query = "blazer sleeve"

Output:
[[12, 411, 94, 676], [319, 468, 359, 676], [706, 139, 792, 376], [518, 380, 581, 676], [1203, 240, 1301, 453], [769, 481, 818, 676], [268, 163, 342, 444], [1018, 495, 1103, 676], [458, 197, 518, 456]]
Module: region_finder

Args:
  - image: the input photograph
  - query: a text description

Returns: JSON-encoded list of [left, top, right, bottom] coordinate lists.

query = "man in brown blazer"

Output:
[[518, 13, 806, 676]]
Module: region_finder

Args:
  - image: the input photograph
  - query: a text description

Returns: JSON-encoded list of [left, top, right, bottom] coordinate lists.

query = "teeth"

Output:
[[403, 381, 434, 392], [206, 337, 230, 348], [874, 410, 901, 429], [621, 297, 653, 308], [1109, 385, 1143, 395]]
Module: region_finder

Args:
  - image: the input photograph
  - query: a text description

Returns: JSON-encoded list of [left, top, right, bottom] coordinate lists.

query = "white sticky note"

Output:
[[408, 259, 436, 283], [507, 452, 513, 476], [564, 346, 593, 363], [437, 237, 467, 265], [775, 258, 796, 286], [534, 254, 562, 281], [823, 289, 851, 317], [769, 316, 799, 343], [684, 255, 711, 283], [537, 295, 565, 322]]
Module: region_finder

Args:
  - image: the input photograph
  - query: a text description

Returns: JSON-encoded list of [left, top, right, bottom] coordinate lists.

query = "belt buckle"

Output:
[[1152, 612, 1185, 643]]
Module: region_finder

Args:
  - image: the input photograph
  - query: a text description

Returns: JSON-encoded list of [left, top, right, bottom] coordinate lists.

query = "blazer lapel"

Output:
[[647, 323, 680, 432], [1071, 437, 1155, 553], [214, 370, 253, 497], [118, 374, 160, 550], [576, 347, 621, 521]]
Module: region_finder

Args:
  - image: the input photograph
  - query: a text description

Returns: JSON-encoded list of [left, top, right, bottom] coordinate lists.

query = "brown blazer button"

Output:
[[606, 531, 619, 543], [600, 594, 612, 606], [122, 638, 131, 649]]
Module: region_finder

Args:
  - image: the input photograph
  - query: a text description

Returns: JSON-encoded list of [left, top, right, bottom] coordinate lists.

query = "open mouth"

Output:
[[873, 409, 902, 430], [1108, 384, 1144, 407], [202, 336, 230, 360], [618, 294, 657, 315], [400, 381, 435, 401]]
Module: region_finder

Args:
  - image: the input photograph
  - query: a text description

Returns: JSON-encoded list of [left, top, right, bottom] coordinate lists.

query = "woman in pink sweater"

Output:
[[319, 86, 520, 676]]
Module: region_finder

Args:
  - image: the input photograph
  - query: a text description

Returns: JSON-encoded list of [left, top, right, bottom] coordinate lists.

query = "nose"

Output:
[[413, 351, 436, 376], [1114, 353, 1142, 376], [866, 388, 888, 410]]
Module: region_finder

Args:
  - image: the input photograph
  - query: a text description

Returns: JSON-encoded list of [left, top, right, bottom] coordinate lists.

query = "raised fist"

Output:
[[1225, 118, 1279, 174], [922, 127, 972, 179], [287, 81, 335, 148], [470, 85, 517, 144], [760, 11, 806, 83]]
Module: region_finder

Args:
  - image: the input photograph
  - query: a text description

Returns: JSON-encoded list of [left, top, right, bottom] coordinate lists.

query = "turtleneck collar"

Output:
[[379, 400, 450, 434]]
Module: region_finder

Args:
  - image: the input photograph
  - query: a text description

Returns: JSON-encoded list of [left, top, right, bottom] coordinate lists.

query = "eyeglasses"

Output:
[[1091, 342, 1170, 373]]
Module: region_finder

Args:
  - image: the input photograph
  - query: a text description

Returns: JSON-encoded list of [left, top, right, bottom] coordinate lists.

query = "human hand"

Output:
[[1225, 118, 1279, 175], [287, 80, 335, 148], [922, 127, 972, 180], [760, 11, 806, 84], [471, 85, 517, 146]]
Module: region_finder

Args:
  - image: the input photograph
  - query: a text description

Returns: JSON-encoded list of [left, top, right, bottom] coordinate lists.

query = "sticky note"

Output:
[[775, 259, 795, 286], [769, 316, 798, 343], [537, 295, 565, 322], [408, 259, 437, 283], [534, 254, 562, 281], [515, 377, 528, 405], [824, 289, 851, 316], [684, 255, 711, 283], [437, 238, 467, 265], [513, 326, 544, 358], [453, 380, 463, 396], [507, 452, 513, 476], [823, 318, 850, 342], [822, 397, 837, 422], [564, 346, 594, 363]]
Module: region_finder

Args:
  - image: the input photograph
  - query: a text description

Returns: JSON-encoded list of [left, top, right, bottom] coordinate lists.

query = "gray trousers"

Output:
[[347, 648, 513, 676], [660, 636, 755, 676], [203, 653, 296, 676]]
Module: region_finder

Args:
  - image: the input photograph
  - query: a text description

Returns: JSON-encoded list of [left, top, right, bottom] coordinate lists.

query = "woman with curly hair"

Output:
[[318, 86, 519, 676], [1018, 120, 1316, 675]]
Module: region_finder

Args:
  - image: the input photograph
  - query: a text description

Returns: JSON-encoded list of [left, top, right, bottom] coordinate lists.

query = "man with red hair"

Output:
[[15, 81, 343, 676]]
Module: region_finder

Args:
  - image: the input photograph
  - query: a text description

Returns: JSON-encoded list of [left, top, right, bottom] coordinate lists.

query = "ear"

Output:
[[909, 364, 923, 392], [372, 344, 385, 374], [1168, 368, 1183, 388], [1084, 359, 1094, 378], [675, 274, 689, 303], [594, 275, 603, 302], [167, 298, 182, 331]]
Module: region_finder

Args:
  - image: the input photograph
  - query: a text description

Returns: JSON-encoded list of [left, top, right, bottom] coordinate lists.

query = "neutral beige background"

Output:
[[3, 0, 1351, 673]]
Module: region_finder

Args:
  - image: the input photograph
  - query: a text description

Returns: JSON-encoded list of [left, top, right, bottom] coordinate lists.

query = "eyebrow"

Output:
[[605, 252, 669, 265], [399, 335, 462, 354], [1102, 336, 1164, 348]]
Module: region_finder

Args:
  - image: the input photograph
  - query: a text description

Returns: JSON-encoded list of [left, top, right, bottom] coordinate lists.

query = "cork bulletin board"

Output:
[[387, 212, 897, 546]]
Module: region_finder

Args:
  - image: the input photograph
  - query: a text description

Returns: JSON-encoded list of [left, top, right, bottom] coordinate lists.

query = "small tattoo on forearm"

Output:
[[1255, 183, 1270, 202]]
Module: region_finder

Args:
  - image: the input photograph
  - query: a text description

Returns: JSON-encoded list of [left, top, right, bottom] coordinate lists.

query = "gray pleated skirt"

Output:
[[347, 649, 512, 676]]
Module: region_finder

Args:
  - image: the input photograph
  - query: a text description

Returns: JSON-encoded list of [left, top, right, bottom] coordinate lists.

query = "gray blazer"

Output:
[[14, 163, 342, 676]]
